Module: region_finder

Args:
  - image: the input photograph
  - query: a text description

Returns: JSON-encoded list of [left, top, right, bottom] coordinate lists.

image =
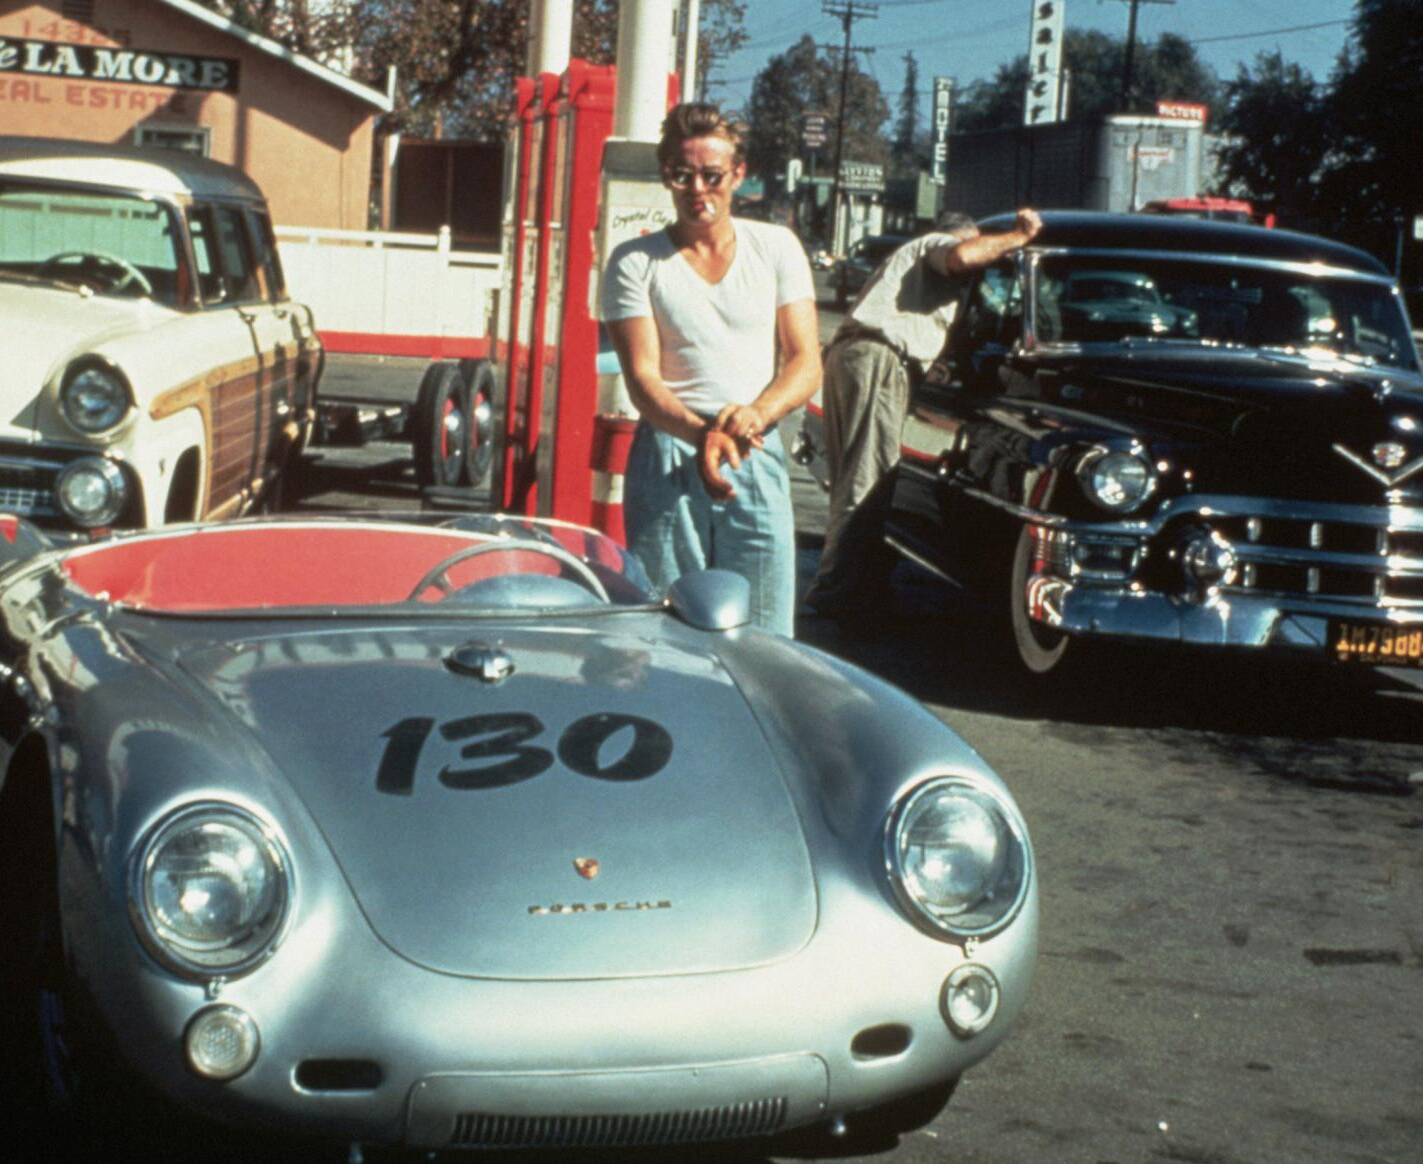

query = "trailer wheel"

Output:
[[462, 359, 496, 487], [412, 362, 471, 488]]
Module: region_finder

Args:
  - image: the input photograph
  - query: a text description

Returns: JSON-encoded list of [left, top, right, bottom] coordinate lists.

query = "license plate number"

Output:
[[1329, 621, 1423, 666]]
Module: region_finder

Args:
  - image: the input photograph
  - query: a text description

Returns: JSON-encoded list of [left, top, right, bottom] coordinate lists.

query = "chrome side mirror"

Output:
[[666, 570, 750, 632]]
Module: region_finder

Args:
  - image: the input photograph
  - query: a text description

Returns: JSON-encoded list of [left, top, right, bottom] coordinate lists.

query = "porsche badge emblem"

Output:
[[574, 857, 600, 880]]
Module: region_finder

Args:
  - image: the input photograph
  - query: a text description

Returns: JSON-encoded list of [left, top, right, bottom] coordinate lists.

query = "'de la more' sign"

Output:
[[0, 37, 240, 92]]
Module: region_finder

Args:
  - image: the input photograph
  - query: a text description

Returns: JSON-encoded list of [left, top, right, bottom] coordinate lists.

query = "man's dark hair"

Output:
[[656, 102, 746, 168], [936, 210, 977, 233]]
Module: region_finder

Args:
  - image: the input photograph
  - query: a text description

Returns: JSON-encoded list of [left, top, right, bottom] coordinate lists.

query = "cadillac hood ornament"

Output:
[[1332, 442, 1422, 488]]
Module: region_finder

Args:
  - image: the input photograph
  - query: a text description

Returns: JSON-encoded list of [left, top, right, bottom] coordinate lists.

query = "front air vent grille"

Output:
[[448, 1098, 789, 1149]]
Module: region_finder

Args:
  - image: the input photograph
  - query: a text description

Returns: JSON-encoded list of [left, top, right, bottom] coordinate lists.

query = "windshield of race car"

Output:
[[57, 517, 656, 614], [0, 182, 185, 305], [1033, 254, 1419, 371]]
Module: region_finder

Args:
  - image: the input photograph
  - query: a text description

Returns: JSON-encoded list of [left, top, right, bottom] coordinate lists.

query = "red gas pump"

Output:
[[491, 59, 675, 542], [494, 64, 612, 528]]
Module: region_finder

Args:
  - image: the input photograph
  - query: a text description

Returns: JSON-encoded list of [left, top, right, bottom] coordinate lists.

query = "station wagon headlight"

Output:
[[60, 362, 132, 433], [132, 804, 291, 977], [885, 778, 1030, 939], [1078, 449, 1155, 513]]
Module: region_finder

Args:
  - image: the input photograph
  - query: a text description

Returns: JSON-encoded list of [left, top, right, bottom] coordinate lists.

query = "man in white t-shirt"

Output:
[[601, 103, 821, 637]]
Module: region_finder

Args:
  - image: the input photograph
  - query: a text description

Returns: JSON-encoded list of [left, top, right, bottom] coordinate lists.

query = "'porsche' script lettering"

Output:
[[528, 900, 673, 916], [375, 711, 674, 795]]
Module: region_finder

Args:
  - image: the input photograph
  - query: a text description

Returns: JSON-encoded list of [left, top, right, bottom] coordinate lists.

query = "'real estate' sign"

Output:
[[0, 37, 240, 92]]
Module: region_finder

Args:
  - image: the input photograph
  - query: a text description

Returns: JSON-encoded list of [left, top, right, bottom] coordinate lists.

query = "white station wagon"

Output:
[[0, 136, 321, 533]]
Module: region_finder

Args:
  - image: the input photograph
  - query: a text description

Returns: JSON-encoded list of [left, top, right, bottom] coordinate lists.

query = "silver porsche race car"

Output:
[[0, 512, 1037, 1156]]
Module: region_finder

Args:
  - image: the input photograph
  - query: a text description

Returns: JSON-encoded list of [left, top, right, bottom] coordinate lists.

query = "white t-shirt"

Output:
[[847, 231, 970, 367], [601, 218, 815, 416]]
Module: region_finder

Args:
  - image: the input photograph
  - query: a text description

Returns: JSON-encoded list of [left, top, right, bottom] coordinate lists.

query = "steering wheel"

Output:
[[37, 251, 154, 297], [406, 539, 610, 604]]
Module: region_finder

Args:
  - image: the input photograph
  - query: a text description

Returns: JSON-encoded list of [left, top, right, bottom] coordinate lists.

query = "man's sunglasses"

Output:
[[665, 166, 731, 190]]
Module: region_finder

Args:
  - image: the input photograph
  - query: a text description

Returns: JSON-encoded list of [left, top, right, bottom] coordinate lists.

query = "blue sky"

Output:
[[707, 0, 1362, 125]]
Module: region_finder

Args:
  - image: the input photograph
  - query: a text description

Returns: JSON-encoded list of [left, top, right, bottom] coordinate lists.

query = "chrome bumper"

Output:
[[1036, 576, 1422, 655], [1025, 492, 1423, 659]]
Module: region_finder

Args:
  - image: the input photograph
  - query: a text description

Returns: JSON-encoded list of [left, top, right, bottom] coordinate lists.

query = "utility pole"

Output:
[[823, 0, 877, 254], [1109, 0, 1174, 109]]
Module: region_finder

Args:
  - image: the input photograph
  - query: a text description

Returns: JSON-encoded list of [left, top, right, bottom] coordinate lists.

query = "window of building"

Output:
[[135, 126, 212, 157]]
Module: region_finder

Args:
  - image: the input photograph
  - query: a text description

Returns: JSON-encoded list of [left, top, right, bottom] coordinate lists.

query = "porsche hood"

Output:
[[179, 625, 818, 980]]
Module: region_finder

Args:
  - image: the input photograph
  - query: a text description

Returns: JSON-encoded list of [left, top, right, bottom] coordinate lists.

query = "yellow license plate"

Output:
[[1329, 621, 1423, 666]]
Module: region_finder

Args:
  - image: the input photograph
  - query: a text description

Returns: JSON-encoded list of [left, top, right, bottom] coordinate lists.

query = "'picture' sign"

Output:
[[0, 37, 240, 92]]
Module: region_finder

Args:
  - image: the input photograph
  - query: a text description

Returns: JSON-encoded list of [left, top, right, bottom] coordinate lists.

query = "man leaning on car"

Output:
[[805, 208, 1043, 617]]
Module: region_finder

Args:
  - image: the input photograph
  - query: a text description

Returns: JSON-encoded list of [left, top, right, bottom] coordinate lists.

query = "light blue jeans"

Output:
[[624, 422, 796, 638]]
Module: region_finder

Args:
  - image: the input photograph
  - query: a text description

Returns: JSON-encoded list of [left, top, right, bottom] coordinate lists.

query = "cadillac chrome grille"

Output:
[[1213, 512, 1423, 605], [448, 1097, 789, 1149]]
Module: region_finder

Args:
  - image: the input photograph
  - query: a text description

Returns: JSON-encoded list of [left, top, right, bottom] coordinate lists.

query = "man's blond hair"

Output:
[[656, 102, 746, 168]]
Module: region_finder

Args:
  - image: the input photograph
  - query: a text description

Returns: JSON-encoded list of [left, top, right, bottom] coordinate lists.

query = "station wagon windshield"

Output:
[[0, 182, 183, 306], [1034, 254, 1419, 371]]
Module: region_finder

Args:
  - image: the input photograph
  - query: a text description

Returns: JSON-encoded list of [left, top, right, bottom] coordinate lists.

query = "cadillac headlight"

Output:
[[1078, 449, 1154, 513], [885, 778, 1031, 938], [132, 804, 291, 977], [60, 362, 132, 433]]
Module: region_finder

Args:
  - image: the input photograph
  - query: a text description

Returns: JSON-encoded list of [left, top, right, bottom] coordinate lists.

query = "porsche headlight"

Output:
[[132, 804, 291, 977], [60, 362, 132, 433], [1078, 449, 1154, 513], [885, 778, 1030, 938]]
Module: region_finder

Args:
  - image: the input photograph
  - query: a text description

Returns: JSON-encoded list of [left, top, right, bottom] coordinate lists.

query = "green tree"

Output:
[[1319, 0, 1422, 260], [193, 0, 748, 140], [892, 50, 920, 178], [1214, 52, 1330, 226], [744, 35, 890, 183], [956, 28, 1218, 132]]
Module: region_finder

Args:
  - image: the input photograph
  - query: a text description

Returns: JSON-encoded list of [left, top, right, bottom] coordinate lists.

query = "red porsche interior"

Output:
[[59, 524, 565, 611]]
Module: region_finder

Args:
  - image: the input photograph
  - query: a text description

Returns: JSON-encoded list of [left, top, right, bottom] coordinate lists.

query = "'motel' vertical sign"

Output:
[[1023, 0, 1065, 126], [932, 76, 953, 186]]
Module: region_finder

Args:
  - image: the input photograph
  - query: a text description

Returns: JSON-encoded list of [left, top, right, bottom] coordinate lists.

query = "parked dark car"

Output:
[[835, 233, 910, 308], [802, 211, 1422, 676]]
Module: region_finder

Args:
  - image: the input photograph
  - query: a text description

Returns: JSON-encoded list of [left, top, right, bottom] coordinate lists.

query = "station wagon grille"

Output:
[[447, 1098, 789, 1149], [0, 453, 63, 519], [0, 485, 55, 517], [1212, 513, 1423, 605]]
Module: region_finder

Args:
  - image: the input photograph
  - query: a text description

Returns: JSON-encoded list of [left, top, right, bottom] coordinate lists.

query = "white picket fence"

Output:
[[274, 225, 502, 352]]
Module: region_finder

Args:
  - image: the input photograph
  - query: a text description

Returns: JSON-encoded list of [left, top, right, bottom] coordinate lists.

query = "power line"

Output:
[[1188, 18, 1351, 46]]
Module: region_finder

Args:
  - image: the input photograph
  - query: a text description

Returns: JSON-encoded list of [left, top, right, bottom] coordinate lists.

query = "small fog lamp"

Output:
[[56, 457, 126, 528], [185, 1005, 259, 1080], [942, 965, 1000, 1038]]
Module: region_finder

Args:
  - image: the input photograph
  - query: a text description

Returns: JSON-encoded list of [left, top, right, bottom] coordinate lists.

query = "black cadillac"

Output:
[[801, 212, 1422, 676]]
